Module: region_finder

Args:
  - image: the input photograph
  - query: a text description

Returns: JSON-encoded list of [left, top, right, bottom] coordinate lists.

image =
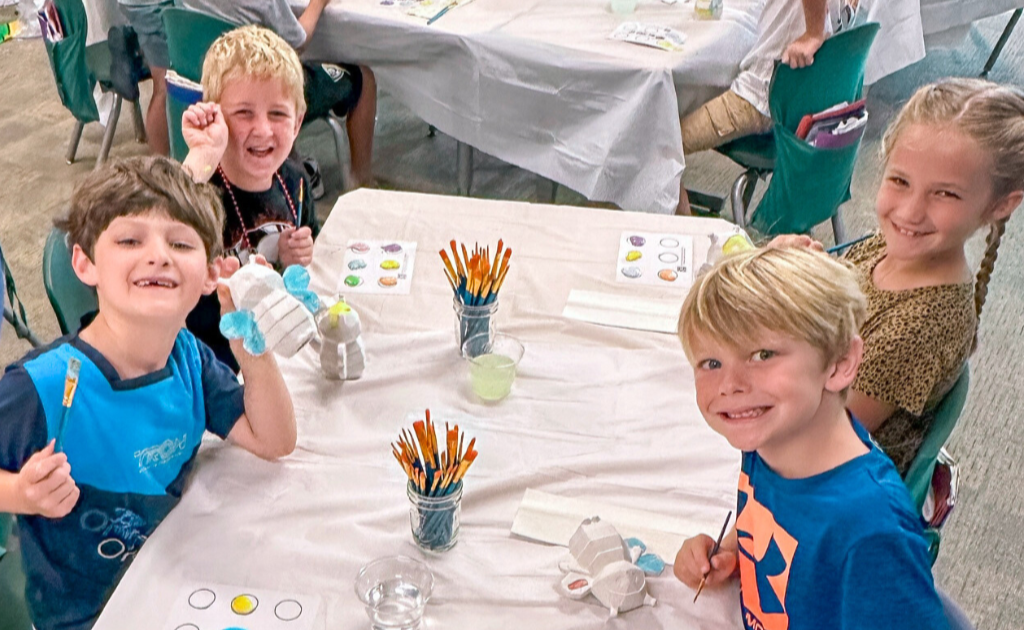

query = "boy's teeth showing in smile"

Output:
[[721, 407, 769, 421], [135, 278, 177, 288], [248, 146, 273, 158]]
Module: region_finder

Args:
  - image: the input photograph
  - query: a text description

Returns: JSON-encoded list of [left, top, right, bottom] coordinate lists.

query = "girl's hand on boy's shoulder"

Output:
[[16, 440, 79, 518], [182, 102, 229, 154], [278, 227, 314, 267], [766, 234, 824, 252], [673, 533, 738, 590]]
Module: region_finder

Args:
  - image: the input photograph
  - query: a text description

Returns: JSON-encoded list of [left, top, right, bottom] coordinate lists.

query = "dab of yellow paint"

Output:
[[231, 594, 258, 615]]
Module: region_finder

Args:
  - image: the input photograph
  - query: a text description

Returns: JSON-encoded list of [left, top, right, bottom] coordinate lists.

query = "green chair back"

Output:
[[43, 228, 98, 336], [750, 22, 880, 235], [162, 8, 238, 160], [166, 79, 204, 162], [905, 365, 970, 512], [0, 513, 10, 561], [44, 0, 100, 123], [163, 8, 237, 83]]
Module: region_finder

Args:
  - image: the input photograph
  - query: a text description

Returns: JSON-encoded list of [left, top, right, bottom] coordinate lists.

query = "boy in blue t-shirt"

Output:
[[673, 247, 948, 629], [0, 156, 297, 630]]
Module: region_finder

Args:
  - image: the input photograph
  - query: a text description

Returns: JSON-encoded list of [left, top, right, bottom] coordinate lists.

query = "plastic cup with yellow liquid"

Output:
[[462, 333, 525, 402]]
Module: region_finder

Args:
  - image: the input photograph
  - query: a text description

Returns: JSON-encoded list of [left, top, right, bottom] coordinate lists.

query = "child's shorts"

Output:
[[680, 89, 772, 155], [303, 62, 363, 120], [117, 0, 173, 69]]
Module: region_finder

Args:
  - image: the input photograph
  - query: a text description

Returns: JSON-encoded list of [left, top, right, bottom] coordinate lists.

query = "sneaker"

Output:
[[303, 157, 326, 200]]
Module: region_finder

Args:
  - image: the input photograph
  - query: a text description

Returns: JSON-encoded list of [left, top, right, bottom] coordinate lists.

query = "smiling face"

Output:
[[218, 76, 302, 191], [876, 123, 1011, 268], [72, 210, 220, 325], [689, 329, 842, 455]]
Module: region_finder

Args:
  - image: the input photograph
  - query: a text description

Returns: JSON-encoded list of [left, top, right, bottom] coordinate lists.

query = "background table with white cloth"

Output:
[[302, 0, 928, 215], [93, 189, 746, 629]]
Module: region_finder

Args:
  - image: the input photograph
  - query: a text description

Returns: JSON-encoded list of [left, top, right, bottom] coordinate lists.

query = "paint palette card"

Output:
[[164, 583, 320, 630], [384, 0, 477, 19], [615, 232, 693, 287], [339, 240, 417, 295], [609, 23, 686, 52]]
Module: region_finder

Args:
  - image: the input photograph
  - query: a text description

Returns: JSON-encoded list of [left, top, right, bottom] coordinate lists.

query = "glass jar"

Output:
[[407, 481, 463, 552], [453, 296, 498, 357]]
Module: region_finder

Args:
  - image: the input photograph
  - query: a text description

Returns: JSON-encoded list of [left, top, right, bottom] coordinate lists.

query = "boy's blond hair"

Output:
[[56, 156, 225, 263], [678, 247, 867, 366], [202, 25, 306, 118]]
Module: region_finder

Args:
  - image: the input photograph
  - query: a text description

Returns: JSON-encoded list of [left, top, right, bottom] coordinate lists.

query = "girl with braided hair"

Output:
[[774, 78, 1024, 474]]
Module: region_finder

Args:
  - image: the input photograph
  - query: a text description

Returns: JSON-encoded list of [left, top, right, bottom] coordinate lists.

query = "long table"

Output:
[[301, 0, 927, 214], [93, 190, 746, 629]]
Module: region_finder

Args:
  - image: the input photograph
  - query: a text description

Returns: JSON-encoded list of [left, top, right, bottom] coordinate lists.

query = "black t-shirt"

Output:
[[187, 159, 319, 372]]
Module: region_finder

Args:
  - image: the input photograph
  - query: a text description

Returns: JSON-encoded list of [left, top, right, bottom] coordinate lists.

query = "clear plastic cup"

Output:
[[354, 556, 434, 630], [462, 333, 525, 402], [611, 0, 638, 13]]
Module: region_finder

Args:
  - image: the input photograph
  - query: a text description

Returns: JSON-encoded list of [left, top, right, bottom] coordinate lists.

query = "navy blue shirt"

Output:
[[0, 330, 245, 630], [736, 420, 948, 630]]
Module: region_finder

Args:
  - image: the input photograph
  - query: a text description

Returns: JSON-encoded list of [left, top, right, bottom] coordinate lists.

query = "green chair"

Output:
[[0, 513, 31, 630], [44, 0, 149, 168], [713, 22, 880, 238], [2, 239, 42, 348], [43, 228, 98, 336], [162, 7, 233, 161], [904, 365, 970, 564], [161, 7, 349, 182], [0, 513, 10, 562]]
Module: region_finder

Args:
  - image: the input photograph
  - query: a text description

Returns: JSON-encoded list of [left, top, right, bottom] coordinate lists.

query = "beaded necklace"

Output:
[[217, 165, 299, 251]]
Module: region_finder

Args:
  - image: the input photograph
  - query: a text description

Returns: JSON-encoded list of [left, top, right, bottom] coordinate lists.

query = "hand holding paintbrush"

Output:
[[673, 510, 736, 600]]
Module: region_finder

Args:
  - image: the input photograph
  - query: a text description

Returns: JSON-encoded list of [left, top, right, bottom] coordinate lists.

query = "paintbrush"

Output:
[[54, 357, 81, 453], [694, 510, 733, 603]]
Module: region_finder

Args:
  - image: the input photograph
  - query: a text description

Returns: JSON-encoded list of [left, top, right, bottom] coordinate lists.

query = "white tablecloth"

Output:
[[93, 190, 746, 629], [304, 0, 766, 215]]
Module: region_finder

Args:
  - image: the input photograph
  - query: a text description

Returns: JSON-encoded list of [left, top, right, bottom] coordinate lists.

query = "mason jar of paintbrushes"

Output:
[[440, 239, 512, 357], [392, 410, 479, 552]]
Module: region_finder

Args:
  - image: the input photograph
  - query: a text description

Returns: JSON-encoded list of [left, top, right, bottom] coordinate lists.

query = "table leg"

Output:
[[457, 141, 474, 196], [536, 177, 558, 204], [980, 8, 1021, 78]]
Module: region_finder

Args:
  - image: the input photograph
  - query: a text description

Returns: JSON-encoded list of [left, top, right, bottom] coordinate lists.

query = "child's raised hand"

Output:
[[673, 534, 737, 589], [16, 440, 79, 518], [278, 227, 314, 267], [782, 32, 825, 69], [767, 234, 824, 252], [182, 102, 228, 155]]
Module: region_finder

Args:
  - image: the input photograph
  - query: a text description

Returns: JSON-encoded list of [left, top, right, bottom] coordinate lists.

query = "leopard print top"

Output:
[[844, 234, 975, 475]]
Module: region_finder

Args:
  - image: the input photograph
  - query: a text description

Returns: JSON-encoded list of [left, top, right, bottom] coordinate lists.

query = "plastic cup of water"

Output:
[[354, 556, 434, 630], [462, 333, 524, 402], [610, 0, 638, 14]]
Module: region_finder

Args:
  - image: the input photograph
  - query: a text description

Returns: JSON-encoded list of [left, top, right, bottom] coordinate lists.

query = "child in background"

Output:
[[672, 247, 947, 629], [181, 25, 319, 371], [175, 0, 378, 190], [0, 156, 296, 630], [677, 0, 834, 214], [115, 0, 171, 155], [774, 78, 1024, 475]]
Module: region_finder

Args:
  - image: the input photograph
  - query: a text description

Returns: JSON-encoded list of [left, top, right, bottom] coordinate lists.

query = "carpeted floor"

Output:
[[1, 11, 1022, 628]]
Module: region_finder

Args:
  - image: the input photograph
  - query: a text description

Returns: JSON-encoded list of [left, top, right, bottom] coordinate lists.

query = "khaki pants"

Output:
[[680, 90, 773, 155]]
